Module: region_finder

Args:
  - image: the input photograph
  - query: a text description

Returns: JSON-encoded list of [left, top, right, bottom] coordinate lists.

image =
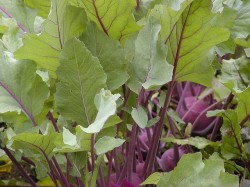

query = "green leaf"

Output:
[[94, 136, 125, 155], [81, 22, 129, 90], [216, 110, 245, 160], [218, 57, 250, 93], [131, 106, 148, 128], [0, 17, 22, 53], [0, 0, 36, 33], [162, 137, 219, 149], [54, 126, 91, 153], [69, 0, 140, 42], [78, 89, 120, 133], [235, 87, 250, 122], [24, 0, 51, 18], [157, 152, 239, 187], [12, 132, 60, 158], [151, 0, 230, 86], [15, 1, 88, 77], [232, 2, 250, 39], [142, 172, 164, 185], [0, 58, 49, 125], [55, 38, 107, 127], [128, 17, 173, 93]]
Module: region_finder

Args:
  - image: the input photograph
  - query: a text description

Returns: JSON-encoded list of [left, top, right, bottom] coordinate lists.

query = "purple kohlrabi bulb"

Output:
[[157, 146, 188, 172]]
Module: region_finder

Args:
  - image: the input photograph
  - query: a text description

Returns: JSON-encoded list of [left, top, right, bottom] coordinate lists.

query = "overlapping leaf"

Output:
[[151, 0, 230, 86], [15, 0, 87, 77], [69, 0, 140, 42], [0, 50, 49, 125], [79, 89, 120, 133], [81, 23, 129, 90], [55, 38, 107, 127], [0, 0, 36, 33], [12, 132, 60, 158], [219, 57, 250, 93], [128, 17, 173, 93], [156, 153, 239, 187]]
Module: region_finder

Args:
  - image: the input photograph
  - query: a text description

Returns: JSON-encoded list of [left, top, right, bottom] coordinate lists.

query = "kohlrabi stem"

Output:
[[117, 88, 145, 184], [47, 111, 60, 132], [52, 157, 71, 187], [2, 147, 38, 187]]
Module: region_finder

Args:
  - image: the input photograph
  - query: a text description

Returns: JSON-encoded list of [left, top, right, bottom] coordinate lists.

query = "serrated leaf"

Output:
[[131, 106, 148, 128], [15, 1, 88, 77], [81, 22, 129, 90], [69, 0, 140, 42], [128, 17, 173, 93], [94, 136, 125, 155], [55, 38, 107, 127], [78, 89, 120, 133], [162, 137, 218, 149], [151, 0, 230, 86], [157, 152, 239, 187]]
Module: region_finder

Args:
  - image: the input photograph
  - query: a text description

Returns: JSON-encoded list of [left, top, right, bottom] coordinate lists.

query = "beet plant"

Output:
[[0, 0, 249, 186]]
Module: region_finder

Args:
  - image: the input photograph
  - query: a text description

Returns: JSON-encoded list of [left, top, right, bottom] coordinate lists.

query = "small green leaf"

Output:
[[94, 136, 125, 155], [162, 137, 219, 149], [131, 106, 148, 128], [141, 172, 164, 185], [78, 89, 120, 133]]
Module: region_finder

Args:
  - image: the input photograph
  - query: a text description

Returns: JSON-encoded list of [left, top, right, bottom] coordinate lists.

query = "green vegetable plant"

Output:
[[0, 0, 249, 186]]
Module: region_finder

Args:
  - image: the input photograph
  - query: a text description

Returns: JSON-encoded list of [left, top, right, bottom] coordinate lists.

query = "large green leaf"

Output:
[[81, 22, 129, 90], [69, 0, 140, 42], [55, 38, 107, 127], [0, 51, 49, 125], [128, 17, 173, 93], [15, 0, 88, 77], [156, 152, 239, 187], [24, 0, 51, 18], [0, 0, 36, 33], [151, 0, 230, 86]]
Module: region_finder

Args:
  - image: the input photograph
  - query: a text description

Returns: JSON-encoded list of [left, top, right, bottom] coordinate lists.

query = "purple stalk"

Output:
[[0, 5, 27, 33], [143, 3, 192, 178], [2, 147, 38, 186]]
